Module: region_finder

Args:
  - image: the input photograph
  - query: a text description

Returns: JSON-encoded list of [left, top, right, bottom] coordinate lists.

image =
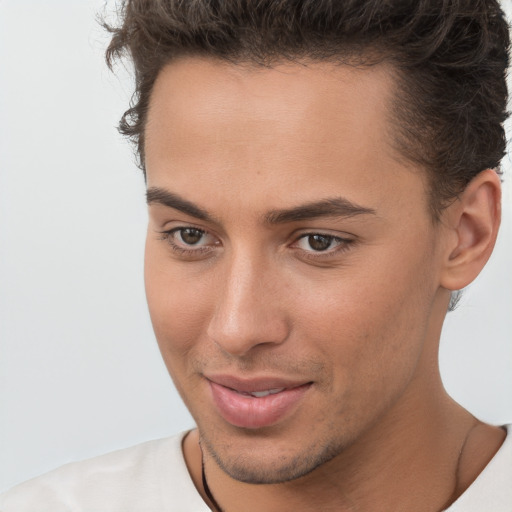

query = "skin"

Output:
[[143, 57, 505, 511]]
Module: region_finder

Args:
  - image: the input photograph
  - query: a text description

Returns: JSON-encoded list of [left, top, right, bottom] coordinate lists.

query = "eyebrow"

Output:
[[264, 198, 377, 224], [146, 187, 213, 221], [146, 186, 376, 224]]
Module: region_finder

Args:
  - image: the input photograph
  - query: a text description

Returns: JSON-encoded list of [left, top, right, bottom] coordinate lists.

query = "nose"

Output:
[[207, 251, 290, 357]]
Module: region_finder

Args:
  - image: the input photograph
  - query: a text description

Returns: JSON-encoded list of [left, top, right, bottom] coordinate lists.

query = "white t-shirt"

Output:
[[1, 425, 510, 511]]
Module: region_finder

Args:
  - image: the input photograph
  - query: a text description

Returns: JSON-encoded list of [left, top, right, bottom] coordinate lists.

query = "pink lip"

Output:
[[207, 375, 312, 429]]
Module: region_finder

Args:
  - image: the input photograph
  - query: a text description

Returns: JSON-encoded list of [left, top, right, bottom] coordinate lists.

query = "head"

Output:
[[106, 0, 509, 218], [106, 0, 509, 485]]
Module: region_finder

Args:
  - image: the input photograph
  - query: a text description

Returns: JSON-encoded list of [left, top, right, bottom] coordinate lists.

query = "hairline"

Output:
[[142, 52, 444, 221]]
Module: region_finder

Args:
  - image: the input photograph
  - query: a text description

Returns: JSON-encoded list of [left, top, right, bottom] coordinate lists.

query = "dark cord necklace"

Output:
[[200, 448, 225, 512]]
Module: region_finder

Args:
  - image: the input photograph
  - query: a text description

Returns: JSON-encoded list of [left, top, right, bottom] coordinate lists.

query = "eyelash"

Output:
[[294, 233, 354, 259], [158, 227, 355, 260], [158, 227, 215, 258]]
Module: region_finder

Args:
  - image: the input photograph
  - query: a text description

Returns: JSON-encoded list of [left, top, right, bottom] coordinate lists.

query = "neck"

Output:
[[203, 387, 465, 512], [185, 376, 505, 512], [182, 298, 506, 511]]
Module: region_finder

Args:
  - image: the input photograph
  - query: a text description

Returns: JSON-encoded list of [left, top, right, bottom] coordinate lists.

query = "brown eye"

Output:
[[307, 234, 335, 251], [294, 233, 352, 256], [179, 228, 204, 245], [160, 226, 220, 258]]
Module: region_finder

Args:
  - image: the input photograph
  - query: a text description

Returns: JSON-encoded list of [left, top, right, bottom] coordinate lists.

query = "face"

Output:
[[144, 57, 448, 484]]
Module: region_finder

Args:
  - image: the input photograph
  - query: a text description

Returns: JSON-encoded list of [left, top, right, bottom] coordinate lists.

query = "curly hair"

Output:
[[105, 0, 510, 218]]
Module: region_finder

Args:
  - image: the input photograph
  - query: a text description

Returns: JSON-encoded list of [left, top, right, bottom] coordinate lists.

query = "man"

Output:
[[1, 0, 510, 510]]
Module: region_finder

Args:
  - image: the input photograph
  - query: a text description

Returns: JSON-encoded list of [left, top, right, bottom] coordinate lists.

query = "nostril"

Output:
[[206, 308, 290, 357]]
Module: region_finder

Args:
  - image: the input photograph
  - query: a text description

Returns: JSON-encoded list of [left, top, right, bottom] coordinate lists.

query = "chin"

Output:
[[200, 427, 345, 484]]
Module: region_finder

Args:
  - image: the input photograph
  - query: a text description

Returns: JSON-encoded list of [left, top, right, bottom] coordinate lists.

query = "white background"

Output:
[[1, 0, 511, 492]]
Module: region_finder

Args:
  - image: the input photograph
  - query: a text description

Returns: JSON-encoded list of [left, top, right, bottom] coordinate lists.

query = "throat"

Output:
[[201, 444, 225, 512]]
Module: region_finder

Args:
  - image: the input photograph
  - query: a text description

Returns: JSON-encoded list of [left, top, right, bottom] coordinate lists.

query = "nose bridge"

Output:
[[207, 246, 289, 356]]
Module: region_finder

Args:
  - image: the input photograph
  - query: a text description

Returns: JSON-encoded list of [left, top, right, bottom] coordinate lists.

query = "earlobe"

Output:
[[440, 169, 501, 291]]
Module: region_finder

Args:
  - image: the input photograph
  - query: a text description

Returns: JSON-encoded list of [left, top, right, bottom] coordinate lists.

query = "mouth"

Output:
[[235, 387, 286, 398], [205, 375, 312, 429]]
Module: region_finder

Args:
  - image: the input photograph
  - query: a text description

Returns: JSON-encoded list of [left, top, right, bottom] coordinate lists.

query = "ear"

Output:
[[440, 169, 501, 291]]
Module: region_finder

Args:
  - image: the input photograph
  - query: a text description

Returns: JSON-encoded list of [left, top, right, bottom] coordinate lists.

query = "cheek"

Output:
[[294, 249, 435, 400], [297, 286, 414, 375], [144, 238, 212, 359]]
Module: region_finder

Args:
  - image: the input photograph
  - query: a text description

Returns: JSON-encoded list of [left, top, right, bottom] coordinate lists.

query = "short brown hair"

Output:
[[105, 0, 510, 218]]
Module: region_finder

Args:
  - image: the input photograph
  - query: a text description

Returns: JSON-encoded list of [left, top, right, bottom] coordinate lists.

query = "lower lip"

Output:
[[208, 381, 311, 429]]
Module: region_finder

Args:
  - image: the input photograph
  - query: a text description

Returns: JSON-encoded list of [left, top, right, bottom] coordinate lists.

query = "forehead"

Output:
[[146, 57, 395, 159], [144, 57, 428, 219]]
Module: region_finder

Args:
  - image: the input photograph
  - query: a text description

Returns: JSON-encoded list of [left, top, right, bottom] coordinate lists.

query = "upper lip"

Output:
[[205, 374, 312, 393]]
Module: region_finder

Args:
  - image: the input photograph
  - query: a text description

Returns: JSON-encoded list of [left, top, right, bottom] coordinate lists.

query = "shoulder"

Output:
[[0, 431, 207, 512], [446, 424, 512, 512]]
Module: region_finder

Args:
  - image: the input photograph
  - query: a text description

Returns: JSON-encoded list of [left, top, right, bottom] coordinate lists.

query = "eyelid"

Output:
[[290, 231, 356, 258], [157, 224, 356, 261], [291, 228, 355, 243], [158, 225, 221, 258]]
